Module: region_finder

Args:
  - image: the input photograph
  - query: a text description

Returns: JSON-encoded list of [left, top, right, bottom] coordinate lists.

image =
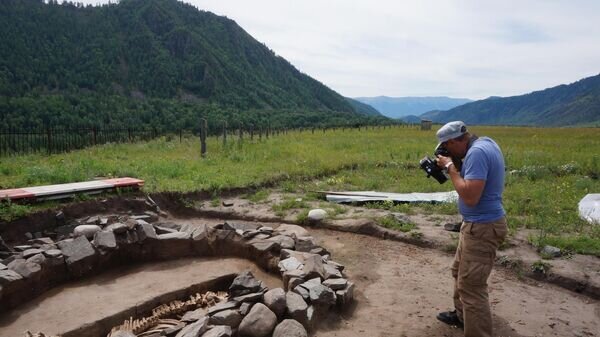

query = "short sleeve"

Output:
[[463, 147, 488, 180]]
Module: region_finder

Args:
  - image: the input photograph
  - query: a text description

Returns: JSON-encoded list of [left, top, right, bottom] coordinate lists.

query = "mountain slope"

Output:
[[344, 98, 382, 116], [0, 0, 383, 128], [421, 74, 600, 126], [354, 96, 472, 118]]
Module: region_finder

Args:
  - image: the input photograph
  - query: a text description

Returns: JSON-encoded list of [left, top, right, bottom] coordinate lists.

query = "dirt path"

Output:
[[309, 229, 599, 337], [0, 257, 281, 337]]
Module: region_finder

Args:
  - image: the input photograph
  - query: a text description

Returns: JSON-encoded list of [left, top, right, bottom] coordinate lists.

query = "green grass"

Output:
[[1, 126, 599, 255], [377, 214, 417, 232]]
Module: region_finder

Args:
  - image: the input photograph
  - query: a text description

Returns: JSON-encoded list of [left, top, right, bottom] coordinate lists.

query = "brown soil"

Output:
[[309, 228, 599, 337]]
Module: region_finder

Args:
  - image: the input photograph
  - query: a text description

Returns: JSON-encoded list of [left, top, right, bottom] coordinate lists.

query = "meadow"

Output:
[[1, 125, 599, 255]]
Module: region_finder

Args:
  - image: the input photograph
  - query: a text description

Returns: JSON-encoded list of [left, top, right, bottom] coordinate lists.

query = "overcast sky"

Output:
[[80, 0, 600, 100]]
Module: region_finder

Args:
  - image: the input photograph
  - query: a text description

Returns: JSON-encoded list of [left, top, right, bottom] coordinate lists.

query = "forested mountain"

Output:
[[421, 74, 600, 126], [354, 96, 472, 118], [0, 0, 387, 129]]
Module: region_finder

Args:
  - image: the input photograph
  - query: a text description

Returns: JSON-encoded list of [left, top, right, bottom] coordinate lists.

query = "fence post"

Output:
[[250, 127, 254, 140], [200, 118, 207, 158], [47, 128, 52, 154], [179, 129, 182, 143], [222, 121, 227, 146]]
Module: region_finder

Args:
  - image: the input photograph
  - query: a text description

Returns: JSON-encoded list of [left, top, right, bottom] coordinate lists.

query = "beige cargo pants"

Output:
[[451, 217, 507, 337]]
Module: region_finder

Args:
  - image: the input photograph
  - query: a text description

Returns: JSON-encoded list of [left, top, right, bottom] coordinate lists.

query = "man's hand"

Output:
[[437, 155, 485, 207]]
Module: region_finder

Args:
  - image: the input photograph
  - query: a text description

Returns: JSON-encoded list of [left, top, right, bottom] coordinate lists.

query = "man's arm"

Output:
[[437, 156, 485, 207]]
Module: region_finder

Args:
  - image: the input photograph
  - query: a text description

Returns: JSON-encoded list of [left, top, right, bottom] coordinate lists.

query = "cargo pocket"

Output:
[[459, 255, 493, 286]]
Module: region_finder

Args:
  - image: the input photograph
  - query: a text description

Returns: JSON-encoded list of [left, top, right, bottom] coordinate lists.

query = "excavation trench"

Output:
[[0, 258, 281, 337]]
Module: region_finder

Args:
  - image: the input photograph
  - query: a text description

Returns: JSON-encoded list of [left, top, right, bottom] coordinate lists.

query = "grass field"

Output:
[[1, 125, 599, 255]]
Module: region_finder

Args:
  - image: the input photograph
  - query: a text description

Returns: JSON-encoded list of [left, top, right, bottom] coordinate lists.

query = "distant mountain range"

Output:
[[421, 74, 600, 126], [353, 96, 473, 119]]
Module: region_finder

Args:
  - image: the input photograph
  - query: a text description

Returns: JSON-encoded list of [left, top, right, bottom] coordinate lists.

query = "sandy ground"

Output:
[[0, 257, 281, 337], [308, 228, 599, 337]]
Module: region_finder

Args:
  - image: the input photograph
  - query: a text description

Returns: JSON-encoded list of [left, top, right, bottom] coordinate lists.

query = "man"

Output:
[[434, 121, 507, 337]]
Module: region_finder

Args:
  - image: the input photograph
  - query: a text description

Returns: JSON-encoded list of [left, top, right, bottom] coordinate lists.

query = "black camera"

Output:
[[419, 146, 450, 184]]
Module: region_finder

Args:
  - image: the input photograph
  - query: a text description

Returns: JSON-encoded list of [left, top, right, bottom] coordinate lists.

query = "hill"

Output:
[[353, 96, 472, 118], [421, 74, 600, 126], [344, 98, 382, 116], [0, 0, 386, 129]]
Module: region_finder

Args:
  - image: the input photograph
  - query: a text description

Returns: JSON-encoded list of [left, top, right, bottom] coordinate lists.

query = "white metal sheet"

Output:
[[324, 190, 458, 204], [578, 194, 600, 224]]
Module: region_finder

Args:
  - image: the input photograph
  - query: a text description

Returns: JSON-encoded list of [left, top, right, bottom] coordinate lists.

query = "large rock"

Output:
[[175, 316, 209, 337], [136, 223, 158, 241], [202, 326, 232, 337], [0, 269, 22, 285], [207, 301, 240, 315], [285, 292, 308, 326], [22, 248, 44, 259], [93, 230, 117, 250], [336, 282, 355, 307], [272, 319, 308, 337], [263, 288, 286, 317], [323, 278, 348, 290], [267, 235, 295, 250], [308, 284, 337, 306], [73, 225, 102, 239], [275, 224, 310, 238], [307, 209, 327, 221], [278, 257, 302, 272], [26, 253, 46, 265], [109, 331, 136, 337], [229, 271, 264, 297], [0, 263, 6, 270], [57, 236, 97, 277], [238, 303, 277, 337], [8, 259, 41, 278], [209, 309, 242, 328], [302, 254, 325, 279], [181, 308, 207, 322]]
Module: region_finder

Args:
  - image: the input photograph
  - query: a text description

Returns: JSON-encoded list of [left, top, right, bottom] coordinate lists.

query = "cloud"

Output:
[[75, 0, 600, 99]]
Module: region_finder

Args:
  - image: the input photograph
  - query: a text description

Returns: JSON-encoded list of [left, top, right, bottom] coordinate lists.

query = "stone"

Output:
[[99, 217, 109, 226], [8, 259, 41, 278], [293, 285, 310, 301], [302, 254, 325, 279], [136, 222, 158, 241], [181, 308, 207, 322], [157, 232, 190, 240], [258, 226, 274, 233], [307, 209, 327, 221], [294, 238, 316, 253], [154, 225, 180, 235], [43, 249, 63, 258], [86, 216, 100, 224], [0, 263, 6, 270], [286, 292, 308, 326], [309, 247, 329, 256], [287, 277, 304, 291], [263, 288, 286, 317], [278, 257, 302, 272], [233, 292, 264, 303], [282, 269, 306, 289], [222, 200, 234, 207], [239, 302, 252, 315], [223, 222, 259, 232], [22, 248, 44, 259], [27, 253, 46, 265], [57, 236, 97, 276], [251, 240, 278, 253], [326, 260, 345, 272], [238, 303, 277, 337], [55, 211, 66, 225], [323, 264, 343, 279], [267, 235, 295, 250], [323, 278, 348, 290], [30, 237, 54, 245], [164, 322, 186, 336], [202, 326, 232, 337], [308, 284, 336, 306], [0, 269, 23, 284], [73, 225, 102, 239], [13, 245, 34, 252], [541, 245, 561, 258], [229, 271, 264, 297], [336, 282, 355, 306], [272, 319, 307, 337], [209, 309, 243, 328], [175, 316, 209, 337], [207, 301, 240, 315], [275, 224, 310, 238], [93, 230, 117, 250], [105, 222, 128, 234]]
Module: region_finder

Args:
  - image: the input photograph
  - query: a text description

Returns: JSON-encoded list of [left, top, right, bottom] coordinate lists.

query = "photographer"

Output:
[[434, 121, 507, 337]]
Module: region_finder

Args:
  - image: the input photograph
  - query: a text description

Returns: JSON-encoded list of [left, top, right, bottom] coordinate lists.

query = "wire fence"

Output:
[[0, 122, 420, 157]]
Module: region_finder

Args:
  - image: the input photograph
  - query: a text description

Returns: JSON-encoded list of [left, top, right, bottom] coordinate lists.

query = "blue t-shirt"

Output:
[[459, 137, 506, 223]]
